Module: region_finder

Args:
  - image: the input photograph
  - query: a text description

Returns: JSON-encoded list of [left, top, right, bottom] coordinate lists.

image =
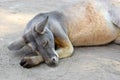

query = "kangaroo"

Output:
[[8, 0, 120, 68]]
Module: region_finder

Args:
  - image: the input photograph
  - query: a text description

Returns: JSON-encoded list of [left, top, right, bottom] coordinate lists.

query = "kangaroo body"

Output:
[[26, 0, 120, 46], [9, 0, 120, 68], [62, 0, 119, 46]]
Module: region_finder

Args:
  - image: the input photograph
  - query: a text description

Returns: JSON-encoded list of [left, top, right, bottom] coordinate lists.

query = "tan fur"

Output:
[[55, 37, 73, 58], [21, 56, 43, 68], [59, 0, 120, 46], [55, 37, 68, 47]]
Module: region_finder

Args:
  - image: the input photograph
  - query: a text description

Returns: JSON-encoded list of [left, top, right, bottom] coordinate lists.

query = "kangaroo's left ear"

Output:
[[35, 16, 49, 34], [8, 37, 26, 50]]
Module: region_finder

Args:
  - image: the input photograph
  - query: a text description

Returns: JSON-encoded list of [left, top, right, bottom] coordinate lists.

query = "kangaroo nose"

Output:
[[48, 56, 59, 66], [51, 57, 58, 63]]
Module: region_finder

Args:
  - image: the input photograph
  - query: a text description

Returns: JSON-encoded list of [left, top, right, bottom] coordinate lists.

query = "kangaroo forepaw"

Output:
[[20, 56, 43, 68], [20, 57, 35, 68]]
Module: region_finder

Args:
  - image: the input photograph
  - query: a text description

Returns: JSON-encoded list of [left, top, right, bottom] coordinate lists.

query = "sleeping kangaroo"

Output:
[[8, 0, 120, 68]]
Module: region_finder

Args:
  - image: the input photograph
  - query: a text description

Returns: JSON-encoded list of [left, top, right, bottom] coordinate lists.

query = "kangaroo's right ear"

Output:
[[35, 16, 49, 34], [8, 37, 26, 50]]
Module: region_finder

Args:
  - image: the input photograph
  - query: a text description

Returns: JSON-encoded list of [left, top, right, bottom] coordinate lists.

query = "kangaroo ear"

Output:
[[35, 16, 49, 34], [8, 37, 26, 50]]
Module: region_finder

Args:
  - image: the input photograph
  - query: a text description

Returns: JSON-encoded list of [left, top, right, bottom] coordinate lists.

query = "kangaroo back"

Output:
[[57, 0, 119, 46]]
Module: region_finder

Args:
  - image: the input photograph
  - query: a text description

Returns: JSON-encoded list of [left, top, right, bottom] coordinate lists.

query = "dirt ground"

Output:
[[0, 0, 120, 80]]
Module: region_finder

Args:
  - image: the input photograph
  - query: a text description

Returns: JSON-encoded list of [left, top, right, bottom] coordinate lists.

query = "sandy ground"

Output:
[[0, 0, 120, 80]]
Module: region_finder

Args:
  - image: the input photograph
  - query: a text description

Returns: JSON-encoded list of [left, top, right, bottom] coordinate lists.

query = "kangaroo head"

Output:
[[8, 16, 59, 66]]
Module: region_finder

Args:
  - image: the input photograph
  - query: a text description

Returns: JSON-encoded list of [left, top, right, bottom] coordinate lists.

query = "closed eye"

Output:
[[43, 40, 48, 47]]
